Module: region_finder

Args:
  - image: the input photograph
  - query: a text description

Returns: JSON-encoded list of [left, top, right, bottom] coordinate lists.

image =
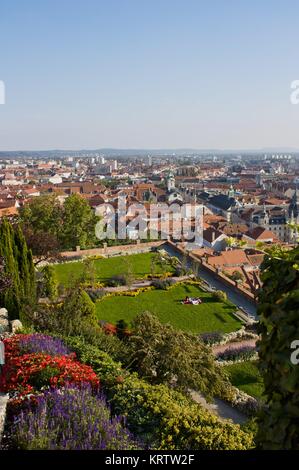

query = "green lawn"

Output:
[[53, 252, 175, 286], [96, 283, 242, 334], [224, 361, 264, 399]]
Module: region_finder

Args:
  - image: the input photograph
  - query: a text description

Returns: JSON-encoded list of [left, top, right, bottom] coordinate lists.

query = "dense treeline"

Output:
[[0, 218, 36, 319], [19, 193, 100, 251]]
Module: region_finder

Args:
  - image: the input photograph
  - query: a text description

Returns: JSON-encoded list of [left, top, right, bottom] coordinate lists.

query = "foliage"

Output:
[[223, 361, 264, 399], [53, 252, 175, 287], [257, 246, 299, 449], [59, 335, 253, 450], [22, 225, 62, 265], [10, 385, 139, 450], [125, 311, 233, 401], [116, 319, 130, 340], [216, 345, 257, 362], [0, 336, 99, 398], [58, 288, 98, 335], [0, 219, 36, 319], [107, 274, 128, 287], [151, 278, 173, 290], [19, 194, 100, 250], [212, 290, 227, 302], [18, 334, 71, 356], [41, 265, 58, 299], [200, 331, 224, 346]]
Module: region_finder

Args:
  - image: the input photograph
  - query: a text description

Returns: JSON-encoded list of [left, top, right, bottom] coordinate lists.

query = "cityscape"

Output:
[[0, 0, 299, 463]]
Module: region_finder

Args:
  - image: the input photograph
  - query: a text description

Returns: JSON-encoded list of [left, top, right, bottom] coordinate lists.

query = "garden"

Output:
[[53, 252, 176, 287], [0, 332, 254, 450], [95, 282, 242, 334]]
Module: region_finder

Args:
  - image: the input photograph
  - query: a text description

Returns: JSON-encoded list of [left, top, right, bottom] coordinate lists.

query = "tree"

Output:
[[0, 256, 12, 293], [125, 311, 233, 401], [0, 219, 36, 319], [19, 194, 100, 251], [59, 194, 100, 250], [60, 288, 98, 335], [22, 226, 62, 266], [41, 265, 58, 300], [80, 257, 96, 285], [257, 246, 299, 449], [19, 194, 62, 235], [230, 270, 245, 283], [116, 319, 129, 340]]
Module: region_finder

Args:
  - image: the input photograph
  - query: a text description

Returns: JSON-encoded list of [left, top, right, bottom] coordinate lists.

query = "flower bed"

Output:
[[1, 333, 139, 450], [9, 384, 139, 450], [216, 345, 257, 363]]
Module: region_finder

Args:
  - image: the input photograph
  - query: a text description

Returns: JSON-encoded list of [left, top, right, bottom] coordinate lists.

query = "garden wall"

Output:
[[60, 240, 166, 259], [166, 241, 256, 304]]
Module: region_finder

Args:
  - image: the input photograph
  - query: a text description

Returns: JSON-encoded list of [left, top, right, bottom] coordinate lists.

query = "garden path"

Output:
[[190, 390, 248, 425]]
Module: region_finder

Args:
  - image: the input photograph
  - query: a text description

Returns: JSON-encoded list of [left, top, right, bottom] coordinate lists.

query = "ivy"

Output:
[[257, 247, 299, 449]]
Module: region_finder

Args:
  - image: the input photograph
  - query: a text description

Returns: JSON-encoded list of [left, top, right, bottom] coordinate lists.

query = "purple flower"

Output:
[[216, 345, 256, 361], [19, 334, 71, 357], [11, 384, 141, 450]]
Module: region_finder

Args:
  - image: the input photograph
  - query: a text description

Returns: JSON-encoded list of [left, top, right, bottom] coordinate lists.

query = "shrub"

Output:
[[200, 331, 224, 346], [151, 278, 173, 290], [110, 375, 253, 450], [116, 319, 130, 339], [86, 288, 106, 302], [107, 274, 128, 287], [10, 385, 140, 450], [212, 290, 227, 302], [41, 265, 58, 300], [62, 335, 254, 450]]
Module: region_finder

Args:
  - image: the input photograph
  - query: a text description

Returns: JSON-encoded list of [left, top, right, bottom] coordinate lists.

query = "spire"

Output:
[[288, 186, 299, 220]]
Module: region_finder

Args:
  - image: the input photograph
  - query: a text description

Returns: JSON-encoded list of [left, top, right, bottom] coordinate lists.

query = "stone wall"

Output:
[[60, 240, 166, 259]]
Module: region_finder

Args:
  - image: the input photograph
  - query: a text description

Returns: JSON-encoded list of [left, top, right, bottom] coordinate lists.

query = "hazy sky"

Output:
[[1, 0, 299, 151]]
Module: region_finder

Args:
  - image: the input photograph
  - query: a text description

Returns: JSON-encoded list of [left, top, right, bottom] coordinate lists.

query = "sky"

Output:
[[1, 0, 299, 151]]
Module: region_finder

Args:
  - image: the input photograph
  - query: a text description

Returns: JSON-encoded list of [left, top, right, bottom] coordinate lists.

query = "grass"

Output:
[[53, 252, 175, 286], [223, 361, 264, 399], [95, 283, 242, 334]]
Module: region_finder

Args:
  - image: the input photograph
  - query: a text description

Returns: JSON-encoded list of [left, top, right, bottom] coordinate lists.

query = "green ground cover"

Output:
[[53, 252, 175, 286], [96, 283, 242, 334], [224, 361, 264, 399]]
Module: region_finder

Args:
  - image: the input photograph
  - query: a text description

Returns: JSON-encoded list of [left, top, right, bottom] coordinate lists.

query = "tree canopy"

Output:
[[125, 311, 233, 401], [19, 193, 100, 250]]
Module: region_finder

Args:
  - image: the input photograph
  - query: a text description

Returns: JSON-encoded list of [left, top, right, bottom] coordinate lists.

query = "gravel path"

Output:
[[190, 390, 248, 425]]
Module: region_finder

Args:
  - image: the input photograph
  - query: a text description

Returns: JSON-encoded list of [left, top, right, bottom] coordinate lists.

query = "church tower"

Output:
[[288, 188, 299, 223]]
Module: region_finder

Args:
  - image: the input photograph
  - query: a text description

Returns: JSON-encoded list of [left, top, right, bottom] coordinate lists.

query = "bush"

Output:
[[107, 275, 127, 287], [61, 335, 254, 450], [86, 288, 106, 302], [10, 385, 140, 450], [151, 278, 173, 290], [200, 331, 224, 346], [212, 290, 227, 302]]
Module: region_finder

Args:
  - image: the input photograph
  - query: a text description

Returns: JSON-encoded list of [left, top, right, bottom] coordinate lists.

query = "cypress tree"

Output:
[[0, 218, 21, 318], [0, 219, 36, 319]]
